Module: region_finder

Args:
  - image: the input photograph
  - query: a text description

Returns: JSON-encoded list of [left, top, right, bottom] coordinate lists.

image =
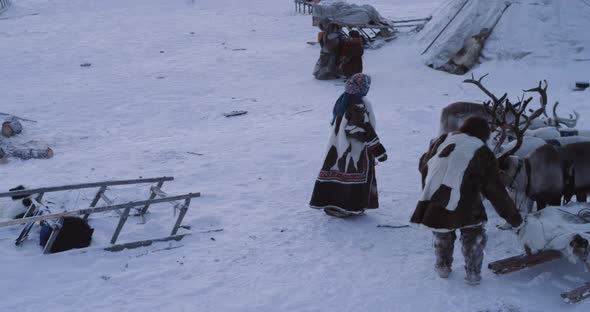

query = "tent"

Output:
[[419, 0, 590, 75]]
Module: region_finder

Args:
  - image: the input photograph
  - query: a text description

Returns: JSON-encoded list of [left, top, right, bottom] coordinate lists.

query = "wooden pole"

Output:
[[0, 193, 201, 228], [0, 176, 174, 198], [421, 0, 470, 55], [171, 198, 191, 236], [110, 206, 132, 244]]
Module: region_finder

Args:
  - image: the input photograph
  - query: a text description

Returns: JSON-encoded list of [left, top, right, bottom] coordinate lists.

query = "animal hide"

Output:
[[420, 133, 483, 211], [519, 203, 590, 263]]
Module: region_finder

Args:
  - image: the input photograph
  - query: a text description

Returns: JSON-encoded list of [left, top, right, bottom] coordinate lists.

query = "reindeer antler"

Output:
[[523, 80, 548, 109], [498, 80, 549, 160], [463, 73, 508, 108], [463, 74, 509, 152]]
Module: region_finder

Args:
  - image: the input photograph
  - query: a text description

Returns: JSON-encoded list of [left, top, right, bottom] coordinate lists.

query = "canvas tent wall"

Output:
[[419, 0, 510, 72], [418, 0, 590, 74]]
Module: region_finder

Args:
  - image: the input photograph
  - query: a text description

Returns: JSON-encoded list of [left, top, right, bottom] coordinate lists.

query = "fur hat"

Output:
[[459, 116, 490, 142]]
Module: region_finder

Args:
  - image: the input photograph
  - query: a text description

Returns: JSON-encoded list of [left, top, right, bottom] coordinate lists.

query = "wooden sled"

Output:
[[294, 0, 317, 14], [489, 250, 590, 303], [0, 177, 200, 253], [312, 17, 431, 45]]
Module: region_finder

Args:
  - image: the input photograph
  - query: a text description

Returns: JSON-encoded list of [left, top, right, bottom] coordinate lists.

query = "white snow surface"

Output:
[[1, 0, 590, 311]]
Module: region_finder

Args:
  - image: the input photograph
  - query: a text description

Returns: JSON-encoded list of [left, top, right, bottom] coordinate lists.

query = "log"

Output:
[[104, 234, 188, 252], [9, 147, 53, 160], [561, 282, 590, 304], [488, 250, 561, 274], [2, 117, 23, 137]]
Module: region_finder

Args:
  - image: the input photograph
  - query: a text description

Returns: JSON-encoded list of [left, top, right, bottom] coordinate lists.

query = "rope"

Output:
[[557, 207, 590, 223]]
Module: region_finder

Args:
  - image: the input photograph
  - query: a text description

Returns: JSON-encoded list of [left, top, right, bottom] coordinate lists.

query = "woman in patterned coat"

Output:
[[310, 73, 387, 217]]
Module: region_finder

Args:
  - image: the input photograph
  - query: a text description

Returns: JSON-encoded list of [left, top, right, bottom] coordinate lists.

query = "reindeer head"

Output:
[[570, 234, 589, 262], [463, 74, 548, 163], [543, 101, 580, 129], [498, 156, 527, 192]]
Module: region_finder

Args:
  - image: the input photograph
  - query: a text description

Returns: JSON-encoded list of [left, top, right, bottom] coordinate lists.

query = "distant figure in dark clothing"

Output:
[[313, 20, 345, 80], [339, 30, 364, 79]]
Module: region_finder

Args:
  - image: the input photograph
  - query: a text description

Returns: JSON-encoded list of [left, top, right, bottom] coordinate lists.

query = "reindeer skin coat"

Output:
[[339, 38, 364, 78], [310, 97, 386, 212], [412, 133, 522, 231]]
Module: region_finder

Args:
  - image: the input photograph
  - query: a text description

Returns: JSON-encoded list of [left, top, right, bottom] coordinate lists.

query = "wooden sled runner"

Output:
[[0, 177, 200, 253], [489, 250, 590, 303]]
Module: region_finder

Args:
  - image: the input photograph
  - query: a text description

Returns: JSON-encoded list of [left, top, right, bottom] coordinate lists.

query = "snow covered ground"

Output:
[[1, 0, 589, 311]]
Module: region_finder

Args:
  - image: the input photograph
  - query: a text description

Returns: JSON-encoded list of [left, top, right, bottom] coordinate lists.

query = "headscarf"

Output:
[[331, 73, 371, 125]]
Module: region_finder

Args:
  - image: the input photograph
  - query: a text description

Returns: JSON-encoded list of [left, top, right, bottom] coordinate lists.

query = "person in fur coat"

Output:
[[411, 117, 523, 285], [313, 20, 345, 80], [339, 30, 364, 79], [310, 73, 387, 217]]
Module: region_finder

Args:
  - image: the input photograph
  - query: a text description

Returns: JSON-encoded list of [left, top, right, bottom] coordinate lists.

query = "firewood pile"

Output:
[[0, 114, 53, 160]]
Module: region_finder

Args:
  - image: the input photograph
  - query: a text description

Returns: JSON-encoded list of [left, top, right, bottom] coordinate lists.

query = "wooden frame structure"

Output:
[[0, 177, 200, 253], [294, 0, 316, 14], [312, 17, 431, 44], [488, 250, 590, 303]]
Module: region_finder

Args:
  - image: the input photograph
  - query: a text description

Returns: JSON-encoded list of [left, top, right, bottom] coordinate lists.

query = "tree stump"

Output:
[[2, 117, 23, 137], [10, 147, 54, 160]]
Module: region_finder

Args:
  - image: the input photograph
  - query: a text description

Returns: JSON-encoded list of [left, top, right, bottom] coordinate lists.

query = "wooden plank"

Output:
[[83, 185, 107, 220], [392, 17, 432, 24], [561, 282, 590, 304], [104, 234, 188, 252], [0, 193, 201, 227], [100, 193, 113, 205], [15, 194, 45, 246], [0, 176, 174, 198], [110, 206, 132, 244], [140, 181, 164, 215], [330, 20, 392, 30], [171, 198, 191, 236], [42, 218, 64, 254], [15, 209, 41, 246], [488, 250, 562, 274]]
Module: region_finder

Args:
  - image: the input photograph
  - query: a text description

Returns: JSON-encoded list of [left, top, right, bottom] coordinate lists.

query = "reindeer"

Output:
[[460, 76, 548, 214], [438, 101, 494, 135], [461, 77, 590, 212], [439, 82, 579, 136], [502, 142, 590, 210], [533, 101, 579, 129], [524, 125, 590, 140], [497, 135, 590, 158]]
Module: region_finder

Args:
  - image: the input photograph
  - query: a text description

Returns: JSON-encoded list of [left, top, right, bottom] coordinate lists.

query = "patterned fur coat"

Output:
[[310, 96, 386, 212], [411, 132, 522, 231]]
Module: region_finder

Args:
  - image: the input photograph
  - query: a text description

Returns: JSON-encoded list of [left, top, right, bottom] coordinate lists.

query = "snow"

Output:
[[0, 0, 589, 311]]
